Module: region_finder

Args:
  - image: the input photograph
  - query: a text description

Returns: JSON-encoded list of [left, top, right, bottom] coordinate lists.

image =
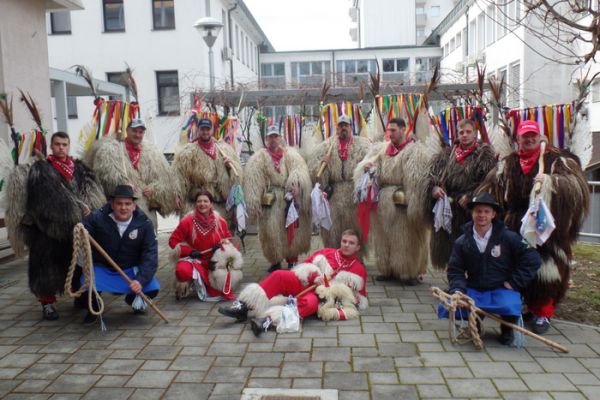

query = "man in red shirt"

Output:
[[218, 229, 368, 336]]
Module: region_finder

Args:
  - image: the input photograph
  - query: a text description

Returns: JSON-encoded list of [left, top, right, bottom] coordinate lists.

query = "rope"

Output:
[[432, 287, 484, 349], [64, 223, 105, 325]]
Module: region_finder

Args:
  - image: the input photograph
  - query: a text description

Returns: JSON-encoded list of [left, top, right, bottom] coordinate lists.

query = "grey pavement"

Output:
[[0, 234, 599, 400]]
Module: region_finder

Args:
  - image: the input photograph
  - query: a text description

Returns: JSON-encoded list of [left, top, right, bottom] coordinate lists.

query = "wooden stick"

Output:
[[88, 235, 170, 324], [296, 284, 317, 299], [532, 140, 547, 194], [217, 145, 239, 177], [316, 141, 335, 179]]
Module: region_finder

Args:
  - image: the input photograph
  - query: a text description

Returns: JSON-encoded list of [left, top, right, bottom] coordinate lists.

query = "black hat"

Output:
[[110, 184, 137, 200], [467, 192, 501, 212]]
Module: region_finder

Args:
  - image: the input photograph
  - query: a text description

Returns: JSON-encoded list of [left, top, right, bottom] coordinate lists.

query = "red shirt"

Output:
[[168, 213, 231, 261]]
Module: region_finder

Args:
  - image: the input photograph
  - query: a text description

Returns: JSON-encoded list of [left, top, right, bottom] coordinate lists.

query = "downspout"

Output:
[[228, 1, 239, 90]]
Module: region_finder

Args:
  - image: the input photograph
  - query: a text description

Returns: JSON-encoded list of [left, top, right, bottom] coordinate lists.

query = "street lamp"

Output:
[[194, 16, 223, 92]]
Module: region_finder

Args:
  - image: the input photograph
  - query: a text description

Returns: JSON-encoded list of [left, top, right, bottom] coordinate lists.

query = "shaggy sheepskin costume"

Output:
[[355, 140, 433, 280], [426, 142, 497, 269], [243, 147, 312, 264], [308, 135, 371, 248], [6, 159, 105, 297], [478, 147, 589, 316], [237, 248, 368, 326], [171, 139, 242, 217], [84, 137, 177, 228]]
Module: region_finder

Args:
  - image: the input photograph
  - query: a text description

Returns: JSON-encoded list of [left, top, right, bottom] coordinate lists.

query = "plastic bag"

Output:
[[276, 296, 301, 333]]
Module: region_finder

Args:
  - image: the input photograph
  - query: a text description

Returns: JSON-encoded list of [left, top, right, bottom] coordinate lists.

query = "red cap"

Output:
[[517, 120, 540, 136]]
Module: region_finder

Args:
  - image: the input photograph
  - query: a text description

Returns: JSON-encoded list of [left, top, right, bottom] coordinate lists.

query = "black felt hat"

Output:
[[467, 192, 501, 212], [110, 184, 137, 200]]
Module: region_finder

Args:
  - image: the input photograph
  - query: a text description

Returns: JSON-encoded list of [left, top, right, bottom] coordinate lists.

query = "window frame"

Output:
[[50, 11, 72, 34], [103, 0, 125, 32], [152, 0, 175, 31], [156, 70, 180, 116]]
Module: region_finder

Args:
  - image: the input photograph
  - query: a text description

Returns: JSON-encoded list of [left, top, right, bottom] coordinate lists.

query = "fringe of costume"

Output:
[[426, 143, 497, 269], [5, 164, 30, 257], [308, 136, 371, 248], [355, 142, 433, 280], [85, 137, 177, 227], [25, 160, 105, 296], [478, 148, 589, 308], [243, 147, 312, 263], [171, 141, 242, 218]]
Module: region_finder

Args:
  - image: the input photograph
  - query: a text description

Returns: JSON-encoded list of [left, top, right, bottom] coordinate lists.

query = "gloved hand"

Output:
[[189, 250, 201, 259]]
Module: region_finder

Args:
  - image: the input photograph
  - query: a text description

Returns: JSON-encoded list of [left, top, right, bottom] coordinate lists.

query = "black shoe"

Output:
[[82, 311, 97, 325], [268, 263, 282, 273], [523, 311, 534, 322], [375, 274, 393, 282], [287, 262, 297, 270], [532, 317, 550, 334], [73, 296, 87, 310], [250, 317, 272, 337], [218, 300, 249, 322], [400, 278, 420, 286], [42, 303, 59, 321], [498, 325, 514, 345]]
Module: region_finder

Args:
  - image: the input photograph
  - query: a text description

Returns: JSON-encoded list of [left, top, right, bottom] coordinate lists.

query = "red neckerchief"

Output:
[[333, 249, 358, 270], [197, 138, 217, 160], [385, 138, 413, 157], [517, 146, 541, 175], [192, 209, 217, 236], [47, 155, 75, 181], [124, 139, 141, 170], [266, 147, 284, 172], [338, 135, 354, 161], [455, 141, 478, 164]]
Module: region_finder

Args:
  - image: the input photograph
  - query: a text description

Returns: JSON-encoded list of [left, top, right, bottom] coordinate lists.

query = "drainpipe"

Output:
[[228, 1, 238, 91]]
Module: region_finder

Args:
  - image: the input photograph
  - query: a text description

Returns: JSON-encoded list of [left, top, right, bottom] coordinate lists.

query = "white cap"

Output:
[[337, 115, 352, 125], [266, 125, 281, 136]]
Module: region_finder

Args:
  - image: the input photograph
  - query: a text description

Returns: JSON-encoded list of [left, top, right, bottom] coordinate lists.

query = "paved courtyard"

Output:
[[0, 234, 599, 400]]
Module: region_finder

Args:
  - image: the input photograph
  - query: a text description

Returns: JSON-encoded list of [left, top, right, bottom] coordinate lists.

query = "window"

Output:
[[235, 25, 240, 60], [106, 71, 128, 100], [509, 62, 520, 107], [498, 68, 508, 103], [462, 28, 468, 56], [591, 80, 600, 102], [260, 63, 285, 87], [486, 5, 495, 46], [497, 3, 508, 38], [221, 10, 228, 49], [430, 5, 440, 17], [152, 0, 175, 30], [103, 0, 125, 32], [450, 37, 455, 52], [415, 57, 439, 83], [416, 28, 425, 37], [336, 59, 376, 85], [245, 36, 249, 66], [50, 11, 71, 34], [416, 7, 425, 14], [291, 61, 330, 86], [477, 14, 485, 52], [382, 58, 409, 82], [444, 43, 449, 57], [156, 71, 180, 115], [456, 32, 462, 47], [67, 96, 78, 119]]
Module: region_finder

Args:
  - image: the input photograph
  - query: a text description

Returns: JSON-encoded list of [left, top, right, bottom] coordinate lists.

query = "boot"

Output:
[[175, 281, 191, 300], [498, 316, 518, 345], [268, 262, 282, 273], [218, 300, 249, 322], [41, 302, 59, 321], [250, 316, 272, 337]]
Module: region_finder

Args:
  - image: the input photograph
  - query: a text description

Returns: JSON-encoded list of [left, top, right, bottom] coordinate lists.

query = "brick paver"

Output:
[[0, 234, 599, 399]]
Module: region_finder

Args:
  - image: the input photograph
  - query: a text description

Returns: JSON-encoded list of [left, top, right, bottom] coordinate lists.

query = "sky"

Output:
[[243, 0, 356, 51]]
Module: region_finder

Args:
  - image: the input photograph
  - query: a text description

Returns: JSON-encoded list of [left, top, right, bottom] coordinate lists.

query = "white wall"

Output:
[[360, 0, 416, 47]]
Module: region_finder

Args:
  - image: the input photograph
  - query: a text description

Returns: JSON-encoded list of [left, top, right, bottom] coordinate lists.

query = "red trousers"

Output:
[[175, 259, 235, 300], [529, 299, 555, 318], [259, 270, 318, 319]]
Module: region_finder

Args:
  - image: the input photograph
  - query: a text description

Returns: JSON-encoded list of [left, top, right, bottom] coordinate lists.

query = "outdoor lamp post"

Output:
[[194, 16, 223, 92]]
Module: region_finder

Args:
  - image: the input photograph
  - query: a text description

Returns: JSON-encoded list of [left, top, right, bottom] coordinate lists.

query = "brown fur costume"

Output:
[[308, 135, 371, 248], [84, 137, 177, 228], [171, 140, 242, 218], [478, 148, 589, 308], [243, 147, 312, 264], [355, 141, 433, 280], [426, 143, 497, 269]]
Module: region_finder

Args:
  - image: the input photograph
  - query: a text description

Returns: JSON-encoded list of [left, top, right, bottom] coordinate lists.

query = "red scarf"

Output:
[[518, 147, 541, 175], [192, 209, 217, 236], [455, 142, 478, 164], [124, 140, 141, 170], [198, 138, 217, 160], [267, 147, 284, 172], [47, 155, 75, 181], [385, 138, 413, 157], [338, 135, 354, 161]]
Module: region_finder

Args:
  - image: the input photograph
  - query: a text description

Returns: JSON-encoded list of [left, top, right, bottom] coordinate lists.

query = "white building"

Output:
[[47, 0, 273, 152], [349, 0, 456, 47]]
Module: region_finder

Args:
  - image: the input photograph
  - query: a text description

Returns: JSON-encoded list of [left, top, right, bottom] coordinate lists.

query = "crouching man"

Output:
[[447, 192, 541, 345], [219, 229, 368, 336], [81, 184, 160, 323]]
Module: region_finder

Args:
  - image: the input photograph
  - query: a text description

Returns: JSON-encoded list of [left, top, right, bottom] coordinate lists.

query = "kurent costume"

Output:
[[169, 210, 241, 301], [427, 141, 497, 269], [5, 155, 105, 318], [82, 197, 160, 311], [171, 127, 242, 217], [355, 139, 432, 281], [479, 122, 589, 330], [243, 144, 312, 268], [447, 195, 541, 345], [308, 130, 371, 248], [84, 128, 177, 229], [219, 248, 368, 334]]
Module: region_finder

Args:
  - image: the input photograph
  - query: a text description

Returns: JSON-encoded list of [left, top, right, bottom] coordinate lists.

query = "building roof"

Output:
[[423, 0, 475, 46], [45, 0, 84, 12], [234, 0, 275, 52], [262, 44, 441, 55]]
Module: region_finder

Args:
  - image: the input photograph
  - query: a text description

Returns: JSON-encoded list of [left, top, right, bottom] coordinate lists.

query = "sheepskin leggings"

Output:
[[259, 270, 319, 318]]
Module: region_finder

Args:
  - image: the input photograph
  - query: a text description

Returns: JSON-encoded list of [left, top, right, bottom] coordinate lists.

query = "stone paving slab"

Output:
[[0, 234, 599, 399]]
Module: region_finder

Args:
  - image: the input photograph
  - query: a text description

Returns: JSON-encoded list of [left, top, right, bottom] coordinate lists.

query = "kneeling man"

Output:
[[82, 184, 160, 323], [447, 193, 541, 345], [219, 229, 368, 335]]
